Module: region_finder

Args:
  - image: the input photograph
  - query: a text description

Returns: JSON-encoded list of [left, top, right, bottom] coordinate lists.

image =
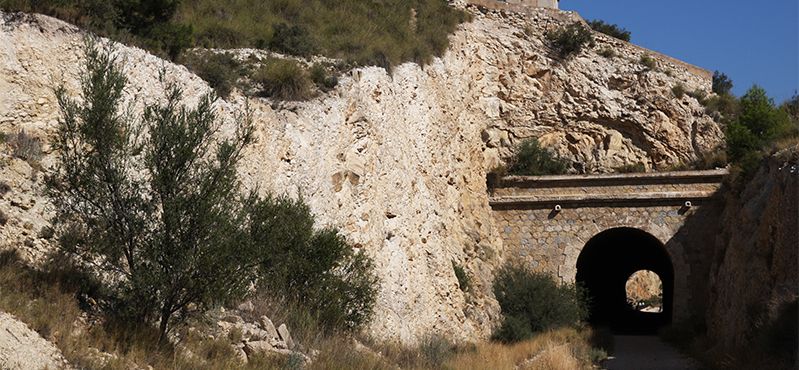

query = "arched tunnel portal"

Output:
[[576, 227, 674, 334]]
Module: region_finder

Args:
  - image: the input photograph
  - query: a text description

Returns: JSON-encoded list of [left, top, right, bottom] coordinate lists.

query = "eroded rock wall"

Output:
[[0, 7, 724, 344], [706, 147, 798, 351]]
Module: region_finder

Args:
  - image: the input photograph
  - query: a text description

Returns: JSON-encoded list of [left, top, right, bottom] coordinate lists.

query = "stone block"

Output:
[[259, 315, 280, 340], [277, 323, 295, 350]]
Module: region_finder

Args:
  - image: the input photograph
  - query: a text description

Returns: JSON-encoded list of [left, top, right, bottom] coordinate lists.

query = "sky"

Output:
[[563, 0, 799, 103]]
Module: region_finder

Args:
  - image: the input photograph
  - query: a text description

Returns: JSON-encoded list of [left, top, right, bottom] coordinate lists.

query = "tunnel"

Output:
[[575, 227, 674, 334]]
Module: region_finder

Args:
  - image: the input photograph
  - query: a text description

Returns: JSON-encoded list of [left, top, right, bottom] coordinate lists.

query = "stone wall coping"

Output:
[[497, 169, 728, 186], [489, 190, 722, 206]]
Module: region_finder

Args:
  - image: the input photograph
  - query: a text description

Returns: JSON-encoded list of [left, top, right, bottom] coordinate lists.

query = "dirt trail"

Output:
[[606, 335, 699, 370]]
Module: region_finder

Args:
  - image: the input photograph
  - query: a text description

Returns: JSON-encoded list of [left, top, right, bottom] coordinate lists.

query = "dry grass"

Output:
[[445, 328, 605, 370], [0, 248, 608, 370]]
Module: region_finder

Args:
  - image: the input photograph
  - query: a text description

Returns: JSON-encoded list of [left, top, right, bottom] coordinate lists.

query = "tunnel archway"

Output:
[[576, 227, 674, 334]]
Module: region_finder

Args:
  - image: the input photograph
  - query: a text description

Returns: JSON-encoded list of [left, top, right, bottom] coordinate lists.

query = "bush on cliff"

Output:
[[492, 263, 589, 343], [547, 22, 594, 58], [507, 138, 568, 176], [587, 19, 630, 42]]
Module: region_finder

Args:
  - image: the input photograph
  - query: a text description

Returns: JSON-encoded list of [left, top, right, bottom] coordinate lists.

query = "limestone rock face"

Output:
[[0, 311, 70, 370], [0, 7, 724, 345], [706, 147, 798, 352]]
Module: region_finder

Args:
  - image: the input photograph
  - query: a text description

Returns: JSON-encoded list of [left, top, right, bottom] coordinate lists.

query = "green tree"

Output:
[[712, 70, 733, 96], [492, 264, 589, 343], [725, 84, 793, 179], [48, 41, 256, 339]]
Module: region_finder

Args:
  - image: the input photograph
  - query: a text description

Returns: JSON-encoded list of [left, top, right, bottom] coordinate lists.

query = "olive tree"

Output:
[[48, 41, 255, 339]]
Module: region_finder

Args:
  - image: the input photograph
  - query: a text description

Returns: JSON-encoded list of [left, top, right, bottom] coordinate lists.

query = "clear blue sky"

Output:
[[563, 0, 799, 103]]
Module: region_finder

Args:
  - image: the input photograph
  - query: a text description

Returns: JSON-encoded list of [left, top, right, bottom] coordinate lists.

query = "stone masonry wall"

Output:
[[489, 170, 725, 321]]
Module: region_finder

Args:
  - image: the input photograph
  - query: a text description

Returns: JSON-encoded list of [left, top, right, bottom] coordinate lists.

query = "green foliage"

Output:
[[725, 84, 796, 181], [672, 82, 685, 99], [451, 260, 470, 292], [587, 19, 630, 42], [492, 264, 589, 343], [181, 0, 469, 68], [310, 63, 338, 90], [270, 22, 319, 57], [712, 70, 733, 95], [184, 51, 243, 98], [596, 47, 616, 58], [492, 315, 533, 343], [507, 138, 567, 176], [705, 92, 740, 123], [2, 0, 191, 59], [639, 53, 656, 69], [245, 193, 379, 332], [253, 58, 313, 100], [48, 41, 257, 339], [547, 22, 594, 58]]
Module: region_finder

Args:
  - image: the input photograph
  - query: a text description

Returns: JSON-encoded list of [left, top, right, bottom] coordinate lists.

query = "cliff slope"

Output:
[[0, 6, 723, 344]]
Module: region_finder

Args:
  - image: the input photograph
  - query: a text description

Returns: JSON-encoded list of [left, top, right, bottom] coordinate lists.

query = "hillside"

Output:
[[0, 3, 725, 349]]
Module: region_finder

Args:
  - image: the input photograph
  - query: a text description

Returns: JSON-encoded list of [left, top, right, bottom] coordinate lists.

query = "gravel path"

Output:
[[606, 335, 699, 370]]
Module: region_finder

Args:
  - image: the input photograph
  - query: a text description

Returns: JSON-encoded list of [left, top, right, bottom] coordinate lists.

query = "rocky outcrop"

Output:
[[706, 146, 798, 357], [0, 311, 70, 370], [0, 6, 723, 345]]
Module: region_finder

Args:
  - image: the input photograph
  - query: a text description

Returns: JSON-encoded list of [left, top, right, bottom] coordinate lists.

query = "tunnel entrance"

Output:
[[576, 228, 673, 334]]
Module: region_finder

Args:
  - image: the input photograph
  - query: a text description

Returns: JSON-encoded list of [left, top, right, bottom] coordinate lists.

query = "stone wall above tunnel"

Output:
[[489, 170, 726, 322]]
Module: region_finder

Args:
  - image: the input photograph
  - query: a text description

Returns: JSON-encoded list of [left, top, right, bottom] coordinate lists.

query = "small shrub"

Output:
[[547, 22, 594, 58], [639, 54, 656, 69], [184, 51, 242, 98], [587, 19, 631, 42], [253, 58, 313, 100], [0, 181, 10, 197], [492, 315, 533, 343], [6, 129, 42, 160], [507, 138, 568, 176], [0, 209, 7, 226], [310, 63, 338, 90], [0, 130, 6, 143], [597, 47, 616, 58], [492, 263, 589, 343], [246, 193, 379, 332], [690, 89, 708, 105], [270, 22, 319, 57], [672, 82, 685, 98], [451, 260, 471, 292], [614, 162, 646, 173]]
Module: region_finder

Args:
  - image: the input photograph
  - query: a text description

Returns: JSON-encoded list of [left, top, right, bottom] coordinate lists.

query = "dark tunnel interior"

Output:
[[576, 227, 674, 334]]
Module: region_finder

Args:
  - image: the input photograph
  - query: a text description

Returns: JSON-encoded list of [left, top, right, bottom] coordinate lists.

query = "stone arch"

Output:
[[558, 216, 691, 324], [571, 227, 677, 334]]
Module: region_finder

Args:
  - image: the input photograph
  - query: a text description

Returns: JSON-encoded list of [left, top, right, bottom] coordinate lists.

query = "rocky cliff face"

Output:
[[0, 6, 723, 344], [706, 147, 798, 354]]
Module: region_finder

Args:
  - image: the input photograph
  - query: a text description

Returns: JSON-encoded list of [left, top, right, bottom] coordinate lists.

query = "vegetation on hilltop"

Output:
[[0, 0, 470, 68]]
